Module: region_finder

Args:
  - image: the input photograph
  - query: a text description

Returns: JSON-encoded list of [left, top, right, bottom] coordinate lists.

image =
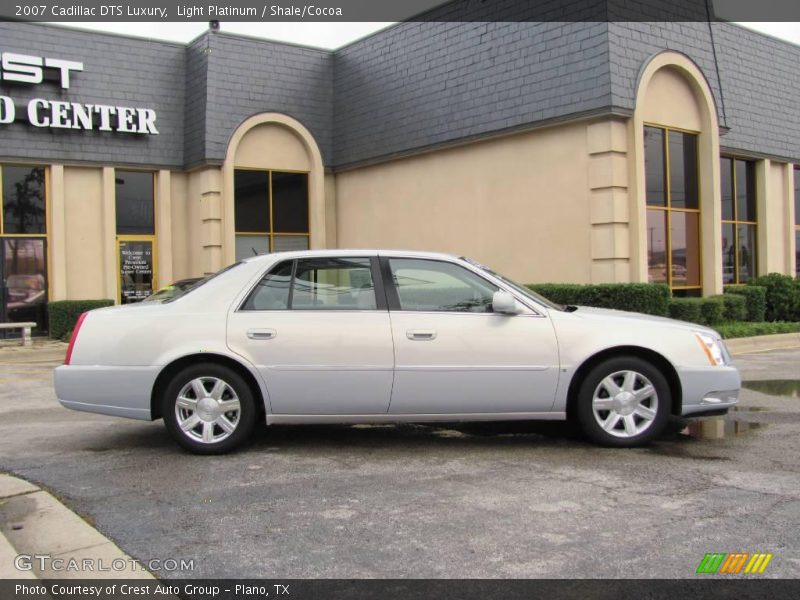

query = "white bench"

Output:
[[0, 322, 37, 347]]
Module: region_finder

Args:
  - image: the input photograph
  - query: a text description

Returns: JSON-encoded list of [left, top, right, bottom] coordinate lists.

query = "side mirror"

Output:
[[492, 291, 521, 315]]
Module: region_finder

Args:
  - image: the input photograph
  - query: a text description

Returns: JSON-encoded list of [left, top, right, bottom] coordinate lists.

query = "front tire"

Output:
[[575, 356, 671, 447], [162, 363, 256, 454]]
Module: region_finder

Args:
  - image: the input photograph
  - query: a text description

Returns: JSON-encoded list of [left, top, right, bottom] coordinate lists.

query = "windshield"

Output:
[[460, 257, 565, 311], [162, 262, 243, 304]]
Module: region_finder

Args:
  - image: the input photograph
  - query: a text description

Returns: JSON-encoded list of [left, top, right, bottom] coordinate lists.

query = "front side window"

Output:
[[644, 126, 701, 296], [242, 258, 376, 311], [388, 258, 498, 312], [721, 157, 757, 284], [234, 170, 309, 260]]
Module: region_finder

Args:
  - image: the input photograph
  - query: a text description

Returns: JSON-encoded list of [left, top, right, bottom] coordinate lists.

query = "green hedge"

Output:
[[667, 296, 726, 326], [749, 274, 800, 322], [526, 283, 670, 316], [49, 299, 114, 341], [719, 293, 747, 322], [715, 321, 800, 339], [725, 286, 767, 322]]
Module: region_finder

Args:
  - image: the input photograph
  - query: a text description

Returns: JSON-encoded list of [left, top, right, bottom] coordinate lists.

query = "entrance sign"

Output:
[[119, 240, 155, 303]]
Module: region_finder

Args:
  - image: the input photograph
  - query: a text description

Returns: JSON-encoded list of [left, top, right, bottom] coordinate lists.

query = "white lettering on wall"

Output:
[[0, 50, 158, 135]]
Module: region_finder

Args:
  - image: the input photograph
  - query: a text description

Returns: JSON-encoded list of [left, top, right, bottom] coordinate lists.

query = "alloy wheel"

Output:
[[174, 376, 242, 444], [591, 369, 659, 438]]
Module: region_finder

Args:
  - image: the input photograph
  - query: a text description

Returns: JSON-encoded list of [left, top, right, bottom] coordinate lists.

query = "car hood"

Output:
[[569, 305, 718, 336]]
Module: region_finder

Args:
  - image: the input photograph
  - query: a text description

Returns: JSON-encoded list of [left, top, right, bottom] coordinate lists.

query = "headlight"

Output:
[[695, 332, 727, 366]]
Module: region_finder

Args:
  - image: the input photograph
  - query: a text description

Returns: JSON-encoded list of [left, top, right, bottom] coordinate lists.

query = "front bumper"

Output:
[[678, 365, 741, 416], [54, 364, 159, 421]]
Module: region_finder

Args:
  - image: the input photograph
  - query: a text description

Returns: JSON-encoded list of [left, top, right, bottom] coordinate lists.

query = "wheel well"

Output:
[[150, 354, 266, 421], [565, 346, 682, 419]]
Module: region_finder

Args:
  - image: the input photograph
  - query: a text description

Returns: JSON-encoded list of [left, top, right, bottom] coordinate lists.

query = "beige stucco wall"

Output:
[[335, 121, 594, 284], [640, 67, 703, 131], [234, 123, 311, 171], [63, 166, 107, 299]]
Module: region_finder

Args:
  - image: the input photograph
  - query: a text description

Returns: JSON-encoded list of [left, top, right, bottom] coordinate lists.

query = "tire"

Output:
[[162, 362, 257, 454], [575, 356, 671, 447]]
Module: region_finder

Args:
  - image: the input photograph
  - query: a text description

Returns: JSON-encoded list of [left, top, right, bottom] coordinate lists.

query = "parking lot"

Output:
[[1, 346, 798, 578]]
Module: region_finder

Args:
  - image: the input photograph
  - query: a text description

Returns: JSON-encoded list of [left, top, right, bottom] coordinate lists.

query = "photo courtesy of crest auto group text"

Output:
[[0, 0, 799, 598]]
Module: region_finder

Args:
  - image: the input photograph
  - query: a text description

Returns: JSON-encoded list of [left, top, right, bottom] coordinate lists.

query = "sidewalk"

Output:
[[0, 339, 66, 364], [0, 473, 154, 579]]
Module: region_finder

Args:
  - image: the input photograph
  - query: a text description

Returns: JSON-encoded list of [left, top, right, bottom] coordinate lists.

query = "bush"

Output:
[[715, 321, 800, 339], [49, 299, 114, 340], [667, 296, 726, 326], [725, 286, 767, 322], [668, 298, 703, 324], [526, 283, 670, 316], [699, 296, 726, 325], [749, 273, 799, 322], [719, 293, 747, 322]]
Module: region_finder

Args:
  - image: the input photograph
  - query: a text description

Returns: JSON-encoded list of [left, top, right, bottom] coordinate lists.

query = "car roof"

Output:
[[241, 249, 462, 263]]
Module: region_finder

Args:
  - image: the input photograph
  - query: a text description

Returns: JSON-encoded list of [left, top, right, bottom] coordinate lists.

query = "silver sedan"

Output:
[[54, 250, 740, 454]]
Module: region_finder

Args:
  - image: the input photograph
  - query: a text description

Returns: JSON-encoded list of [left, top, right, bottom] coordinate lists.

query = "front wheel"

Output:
[[575, 356, 671, 447], [162, 363, 257, 454]]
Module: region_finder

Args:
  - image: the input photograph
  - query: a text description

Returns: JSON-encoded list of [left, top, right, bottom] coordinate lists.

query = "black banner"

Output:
[[3, 580, 800, 600], [0, 0, 799, 23]]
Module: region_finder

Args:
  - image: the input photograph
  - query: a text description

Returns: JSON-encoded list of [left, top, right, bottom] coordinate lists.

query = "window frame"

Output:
[[794, 167, 800, 278], [114, 169, 158, 303], [643, 124, 702, 294], [238, 256, 387, 312], [720, 155, 758, 285], [380, 256, 503, 314], [234, 167, 311, 257]]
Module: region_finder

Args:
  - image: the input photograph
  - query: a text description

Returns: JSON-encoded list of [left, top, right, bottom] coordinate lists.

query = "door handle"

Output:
[[407, 329, 437, 341], [247, 328, 276, 340]]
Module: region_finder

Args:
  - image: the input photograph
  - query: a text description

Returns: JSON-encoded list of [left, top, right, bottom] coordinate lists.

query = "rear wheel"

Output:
[[162, 363, 256, 454], [575, 356, 671, 447]]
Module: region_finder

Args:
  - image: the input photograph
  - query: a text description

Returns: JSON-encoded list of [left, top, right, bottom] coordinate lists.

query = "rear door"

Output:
[[383, 257, 560, 415], [227, 256, 394, 415]]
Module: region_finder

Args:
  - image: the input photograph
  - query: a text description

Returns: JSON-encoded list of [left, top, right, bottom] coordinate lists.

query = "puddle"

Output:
[[742, 380, 800, 398], [680, 418, 766, 440]]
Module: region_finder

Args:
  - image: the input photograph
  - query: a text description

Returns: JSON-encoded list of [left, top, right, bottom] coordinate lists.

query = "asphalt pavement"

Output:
[[0, 344, 798, 579]]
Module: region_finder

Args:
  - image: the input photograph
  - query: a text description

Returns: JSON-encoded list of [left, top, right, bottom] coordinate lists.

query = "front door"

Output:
[[227, 256, 394, 415], [1, 238, 48, 337], [384, 257, 560, 415]]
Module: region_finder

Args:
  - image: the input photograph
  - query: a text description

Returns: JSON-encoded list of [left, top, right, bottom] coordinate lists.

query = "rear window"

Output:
[[163, 262, 243, 303]]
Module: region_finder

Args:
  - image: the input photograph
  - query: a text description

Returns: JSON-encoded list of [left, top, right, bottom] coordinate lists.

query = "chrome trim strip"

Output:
[[267, 411, 566, 425], [394, 365, 550, 371], [263, 365, 393, 371]]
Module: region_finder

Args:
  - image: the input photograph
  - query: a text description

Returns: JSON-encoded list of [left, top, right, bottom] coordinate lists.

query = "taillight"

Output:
[[64, 312, 88, 365]]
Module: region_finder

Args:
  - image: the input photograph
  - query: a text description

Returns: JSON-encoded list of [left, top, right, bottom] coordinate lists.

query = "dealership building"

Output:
[[1, 13, 799, 332]]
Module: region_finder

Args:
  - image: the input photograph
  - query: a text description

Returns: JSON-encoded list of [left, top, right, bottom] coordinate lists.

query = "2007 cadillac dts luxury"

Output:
[[54, 250, 740, 454]]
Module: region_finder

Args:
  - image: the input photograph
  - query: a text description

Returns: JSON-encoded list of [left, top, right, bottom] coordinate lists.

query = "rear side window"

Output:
[[241, 258, 378, 311]]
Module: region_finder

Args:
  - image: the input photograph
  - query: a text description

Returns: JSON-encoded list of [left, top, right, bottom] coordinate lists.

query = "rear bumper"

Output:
[[678, 365, 741, 416], [54, 364, 159, 421]]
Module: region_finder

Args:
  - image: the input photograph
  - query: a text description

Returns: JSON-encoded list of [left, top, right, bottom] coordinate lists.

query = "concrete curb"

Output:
[[0, 473, 154, 580], [726, 332, 800, 355]]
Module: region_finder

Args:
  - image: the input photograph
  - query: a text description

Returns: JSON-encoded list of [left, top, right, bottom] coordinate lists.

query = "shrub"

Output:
[[49, 299, 114, 340], [749, 273, 799, 322], [725, 286, 767, 322], [667, 296, 726, 326], [668, 298, 703, 324], [718, 293, 747, 322], [526, 283, 670, 316], [699, 296, 726, 325], [715, 321, 800, 339]]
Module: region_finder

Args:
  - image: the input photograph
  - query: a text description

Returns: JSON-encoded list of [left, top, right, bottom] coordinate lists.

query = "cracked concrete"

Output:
[[0, 349, 798, 578]]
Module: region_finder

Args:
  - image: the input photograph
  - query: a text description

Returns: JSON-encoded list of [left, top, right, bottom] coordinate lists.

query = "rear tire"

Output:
[[162, 362, 256, 454], [575, 356, 671, 447]]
